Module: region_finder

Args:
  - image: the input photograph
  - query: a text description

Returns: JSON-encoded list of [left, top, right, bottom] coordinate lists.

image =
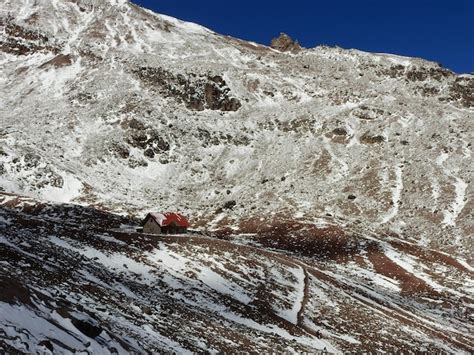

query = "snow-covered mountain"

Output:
[[1, 0, 473, 253], [0, 0, 473, 352]]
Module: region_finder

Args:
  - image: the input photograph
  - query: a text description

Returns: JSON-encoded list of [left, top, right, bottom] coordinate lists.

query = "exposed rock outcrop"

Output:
[[270, 32, 302, 53], [134, 67, 241, 112]]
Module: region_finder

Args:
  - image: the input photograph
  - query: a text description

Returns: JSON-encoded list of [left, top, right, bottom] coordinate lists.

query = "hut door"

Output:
[[169, 221, 177, 234]]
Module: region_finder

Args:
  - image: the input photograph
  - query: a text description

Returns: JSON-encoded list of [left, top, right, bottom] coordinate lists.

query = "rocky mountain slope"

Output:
[[1, 192, 473, 353], [1, 0, 473, 255], [0, 0, 473, 352]]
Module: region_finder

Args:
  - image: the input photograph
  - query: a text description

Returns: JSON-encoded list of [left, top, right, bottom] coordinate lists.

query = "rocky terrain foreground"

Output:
[[1, 192, 473, 353], [0, 0, 473, 353]]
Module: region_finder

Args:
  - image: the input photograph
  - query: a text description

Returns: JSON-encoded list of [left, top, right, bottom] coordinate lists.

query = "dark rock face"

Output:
[[38, 340, 54, 352], [71, 319, 103, 338], [270, 33, 301, 53], [223, 200, 237, 210], [144, 148, 155, 158], [0, 276, 32, 305], [134, 67, 241, 112], [147, 130, 170, 152], [215, 200, 237, 214]]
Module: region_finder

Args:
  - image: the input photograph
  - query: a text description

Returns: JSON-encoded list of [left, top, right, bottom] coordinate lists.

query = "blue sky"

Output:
[[131, 0, 474, 73]]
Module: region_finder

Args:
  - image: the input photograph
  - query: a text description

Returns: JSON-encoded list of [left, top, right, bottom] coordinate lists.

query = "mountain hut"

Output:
[[142, 212, 189, 235]]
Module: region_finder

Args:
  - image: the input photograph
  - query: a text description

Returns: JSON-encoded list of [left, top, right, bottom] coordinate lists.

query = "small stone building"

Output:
[[142, 212, 189, 235]]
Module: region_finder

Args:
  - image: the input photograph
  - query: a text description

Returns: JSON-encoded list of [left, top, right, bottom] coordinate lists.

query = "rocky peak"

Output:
[[270, 32, 302, 53]]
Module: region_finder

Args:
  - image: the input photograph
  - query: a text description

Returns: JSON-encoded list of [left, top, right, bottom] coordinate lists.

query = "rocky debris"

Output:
[[195, 128, 250, 148], [127, 157, 148, 168], [327, 127, 350, 144], [405, 66, 453, 82], [23, 153, 41, 168], [443, 76, 474, 108], [128, 118, 146, 131], [134, 67, 241, 112], [147, 130, 170, 152], [74, 92, 96, 104], [69, 0, 116, 12], [223, 200, 237, 210], [0, 18, 59, 55], [2, 18, 49, 42], [224, 200, 237, 210], [256, 116, 318, 135], [143, 148, 155, 158], [270, 33, 302, 53], [6, 154, 64, 189], [39, 54, 73, 68], [277, 116, 317, 134], [353, 106, 387, 120], [417, 85, 440, 97], [360, 132, 385, 144], [205, 75, 242, 111], [110, 142, 130, 159], [331, 128, 348, 136], [384, 64, 406, 78], [382, 64, 453, 81], [122, 124, 170, 160], [127, 131, 148, 149]]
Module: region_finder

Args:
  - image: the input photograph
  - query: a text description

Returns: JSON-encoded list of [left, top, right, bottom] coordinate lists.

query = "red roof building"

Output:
[[142, 212, 189, 235]]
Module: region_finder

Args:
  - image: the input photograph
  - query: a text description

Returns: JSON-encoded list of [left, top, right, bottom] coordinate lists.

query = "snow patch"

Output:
[[273, 265, 306, 324], [442, 178, 467, 227], [39, 173, 83, 203], [381, 165, 403, 224]]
